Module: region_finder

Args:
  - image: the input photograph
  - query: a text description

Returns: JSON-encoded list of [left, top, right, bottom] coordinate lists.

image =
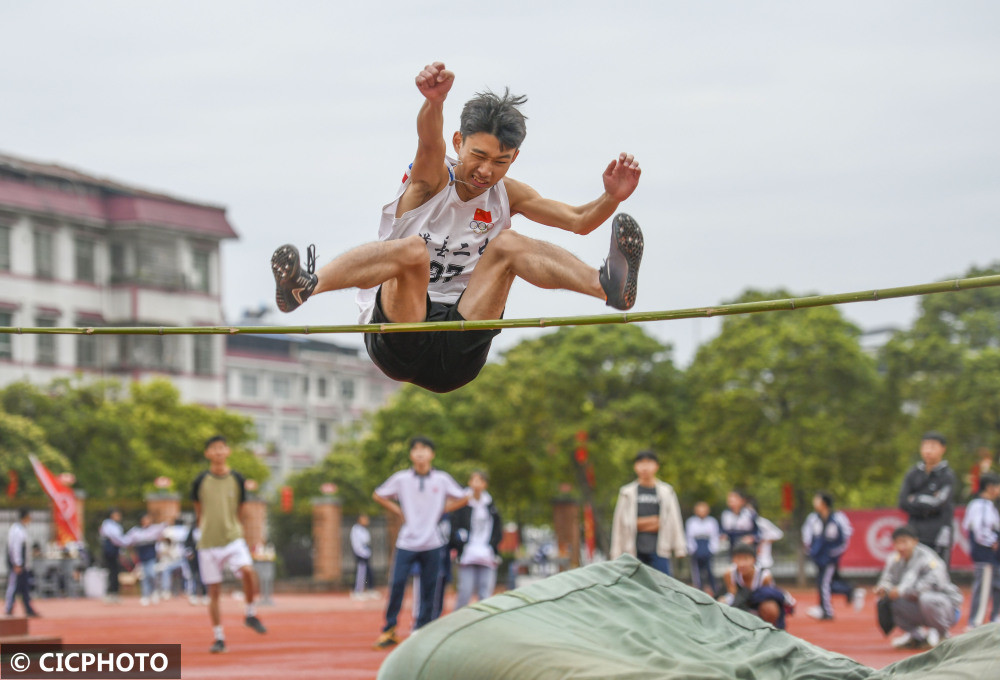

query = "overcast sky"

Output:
[[3, 2, 999, 366]]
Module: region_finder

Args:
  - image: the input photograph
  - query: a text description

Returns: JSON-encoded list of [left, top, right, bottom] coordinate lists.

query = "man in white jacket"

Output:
[[610, 450, 686, 575]]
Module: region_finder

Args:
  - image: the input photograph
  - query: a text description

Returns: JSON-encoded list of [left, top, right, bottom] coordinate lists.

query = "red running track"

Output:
[[20, 586, 965, 679]]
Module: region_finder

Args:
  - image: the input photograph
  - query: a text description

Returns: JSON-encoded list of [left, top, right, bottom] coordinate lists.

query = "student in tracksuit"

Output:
[[685, 501, 720, 595], [963, 472, 1000, 628], [802, 492, 862, 620], [4, 508, 38, 617]]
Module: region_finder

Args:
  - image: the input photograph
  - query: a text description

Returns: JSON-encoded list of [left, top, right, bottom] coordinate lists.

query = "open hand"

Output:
[[603, 153, 641, 202], [415, 61, 454, 103]]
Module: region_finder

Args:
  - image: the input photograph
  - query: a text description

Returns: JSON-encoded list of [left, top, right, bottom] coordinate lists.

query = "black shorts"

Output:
[[364, 286, 502, 393]]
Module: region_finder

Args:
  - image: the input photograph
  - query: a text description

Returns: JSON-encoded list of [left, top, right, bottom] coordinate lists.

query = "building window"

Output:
[[317, 377, 327, 398], [34, 231, 55, 279], [76, 334, 99, 368], [241, 374, 258, 398], [0, 312, 12, 359], [74, 237, 96, 283], [36, 316, 57, 365], [317, 422, 329, 443], [193, 336, 213, 375], [272, 376, 291, 400], [119, 335, 179, 372], [256, 420, 268, 444], [0, 226, 10, 272], [191, 250, 210, 293], [341, 379, 355, 401], [280, 424, 300, 447]]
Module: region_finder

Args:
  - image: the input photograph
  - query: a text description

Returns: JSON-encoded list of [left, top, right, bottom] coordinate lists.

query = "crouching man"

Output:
[[874, 524, 962, 649]]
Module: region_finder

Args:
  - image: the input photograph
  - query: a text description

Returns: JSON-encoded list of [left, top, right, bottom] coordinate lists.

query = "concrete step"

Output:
[[0, 617, 29, 636]]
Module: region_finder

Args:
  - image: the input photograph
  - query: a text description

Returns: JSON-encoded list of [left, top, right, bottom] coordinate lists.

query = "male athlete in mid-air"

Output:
[[272, 61, 643, 393]]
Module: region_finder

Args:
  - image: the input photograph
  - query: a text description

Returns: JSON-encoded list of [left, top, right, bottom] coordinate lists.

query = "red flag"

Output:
[[473, 209, 492, 223], [280, 486, 294, 513], [6, 470, 17, 499], [29, 456, 81, 544]]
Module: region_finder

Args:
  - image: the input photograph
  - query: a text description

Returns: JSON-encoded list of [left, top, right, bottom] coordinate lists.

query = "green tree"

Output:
[[882, 263, 1000, 494], [0, 410, 70, 500], [682, 289, 896, 515]]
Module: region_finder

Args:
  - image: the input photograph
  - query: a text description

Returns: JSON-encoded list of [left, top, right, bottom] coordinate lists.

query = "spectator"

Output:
[[350, 514, 375, 600], [962, 472, 1000, 628], [718, 543, 795, 630], [125, 514, 165, 606], [372, 436, 469, 649], [4, 508, 39, 617], [898, 431, 957, 564], [99, 509, 126, 605], [801, 492, 863, 620], [609, 450, 686, 576], [875, 525, 962, 649], [685, 501, 720, 595], [720, 490, 759, 557], [451, 470, 503, 609]]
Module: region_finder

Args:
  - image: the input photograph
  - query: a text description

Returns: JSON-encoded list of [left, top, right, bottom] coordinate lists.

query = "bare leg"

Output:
[[458, 230, 603, 320], [313, 235, 430, 322], [238, 565, 258, 605], [207, 583, 222, 627]]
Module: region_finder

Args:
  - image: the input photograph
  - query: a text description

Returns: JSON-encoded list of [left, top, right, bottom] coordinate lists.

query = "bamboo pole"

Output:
[[3, 273, 1000, 336]]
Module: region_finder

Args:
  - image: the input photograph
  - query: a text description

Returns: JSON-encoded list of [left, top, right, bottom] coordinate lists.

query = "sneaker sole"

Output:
[[611, 213, 643, 309], [271, 245, 302, 312]]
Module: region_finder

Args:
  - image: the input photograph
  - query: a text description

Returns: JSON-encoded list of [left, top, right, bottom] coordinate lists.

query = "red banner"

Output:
[[29, 456, 82, 545], [840, 508, 971, 572]]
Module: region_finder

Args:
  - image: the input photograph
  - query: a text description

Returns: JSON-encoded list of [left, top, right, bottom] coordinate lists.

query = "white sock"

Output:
[[246, 603, 256, 618], [213, 626, 225, 641]]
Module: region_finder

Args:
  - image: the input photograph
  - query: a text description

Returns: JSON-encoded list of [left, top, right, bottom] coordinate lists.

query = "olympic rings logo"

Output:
[[469, 220, 494, 234]]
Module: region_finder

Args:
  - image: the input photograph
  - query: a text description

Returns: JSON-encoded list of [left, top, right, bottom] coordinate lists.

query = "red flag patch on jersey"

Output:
[[474, 209, 492, 223]]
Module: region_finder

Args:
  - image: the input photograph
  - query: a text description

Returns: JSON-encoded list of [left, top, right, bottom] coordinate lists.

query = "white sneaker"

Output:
[[890, 632, 913, 648], [188, 595, 199, 606], [806, 605, 831, 620], [926, 628, 941, 648], [151, 592, 160, 604], [140, 597, 150, 607], [852, 588, 866, 612]]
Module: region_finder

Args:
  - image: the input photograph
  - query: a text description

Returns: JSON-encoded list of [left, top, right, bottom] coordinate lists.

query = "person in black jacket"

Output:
[[898, 432, 958, 565], [450, 471, 503, 608]]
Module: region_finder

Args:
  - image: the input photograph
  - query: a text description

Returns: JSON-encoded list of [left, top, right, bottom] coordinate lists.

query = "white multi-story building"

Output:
[[0, 151, 235, 403], [225, 332, 398, 484], [0, 151, 398, 482]]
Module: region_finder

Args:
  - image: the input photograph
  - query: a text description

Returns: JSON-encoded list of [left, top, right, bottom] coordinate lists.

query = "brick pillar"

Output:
[[241, 498, 268, 551], [552, 498, 580, 569], [145, 492, 181, 524], [311, 497, 342, 583], [74, 490, 86, 543]]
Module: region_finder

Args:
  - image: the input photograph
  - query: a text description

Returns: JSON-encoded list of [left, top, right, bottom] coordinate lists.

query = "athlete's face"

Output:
[[727, 492, 744, 512], [893, 535, 918, 560], [452, 132, 518, 199], [205, 439, 231, 465], [469, 473, 488, 495], [734, 553, 756, 577], [633, 459, 659, 483]]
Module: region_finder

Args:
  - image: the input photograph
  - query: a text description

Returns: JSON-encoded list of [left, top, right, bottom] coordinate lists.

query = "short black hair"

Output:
[[816, 492, 834, 510], [470, 469, 490, 483], [204, 435, 227, 450], [980, 472, 1000, 490], [921, 431, 947, 446], [634, 450, 659, 464], [892, 525, 918, 541], [409, 436, 435, 452], [732, 543, 756, 558], [18, 507, 30, 520], [460, 88, 528, 151]]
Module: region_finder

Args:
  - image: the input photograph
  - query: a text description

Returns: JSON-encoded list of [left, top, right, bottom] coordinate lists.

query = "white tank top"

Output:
[[356, 157, 512, 323]]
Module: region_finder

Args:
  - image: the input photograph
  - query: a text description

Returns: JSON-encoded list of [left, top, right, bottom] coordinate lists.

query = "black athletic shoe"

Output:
[[598, 213, 643, 310], [209, 639, 226, 654], [272, 244, 318, 313], [245, 615, 267, 634]]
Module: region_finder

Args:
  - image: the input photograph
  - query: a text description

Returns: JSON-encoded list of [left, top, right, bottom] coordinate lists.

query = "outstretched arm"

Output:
[[506, 153, 641, 235], [397, 61, 454, 216]]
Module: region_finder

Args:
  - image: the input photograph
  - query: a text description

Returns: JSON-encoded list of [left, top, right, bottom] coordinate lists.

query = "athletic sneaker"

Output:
[[890, 631, 927, 649], [373, 627, 400, 649], [852, 587, 866, 612], [245, 615, 267, 634], [272, 244, 318, 313], [598, 213, 643, 310], [806, 605, 833, 621], [209, 639, 226, 654]]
